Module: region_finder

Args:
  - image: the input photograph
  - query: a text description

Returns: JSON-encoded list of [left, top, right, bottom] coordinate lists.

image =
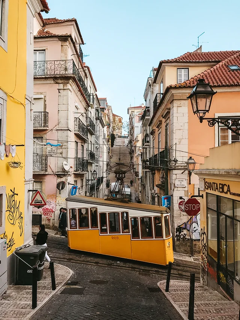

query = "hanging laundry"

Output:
[[10, 145, 16, 157], [5, 144, 10, 157], [0, 144, 5, 160]]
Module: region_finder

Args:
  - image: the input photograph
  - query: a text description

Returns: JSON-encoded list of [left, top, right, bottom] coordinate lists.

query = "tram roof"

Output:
[[66, 195, 170, 214]]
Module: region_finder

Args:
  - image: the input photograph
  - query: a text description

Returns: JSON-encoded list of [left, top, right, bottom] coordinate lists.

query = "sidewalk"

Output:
[[158, 280, 239, 320], [0, 263, 73, 320]]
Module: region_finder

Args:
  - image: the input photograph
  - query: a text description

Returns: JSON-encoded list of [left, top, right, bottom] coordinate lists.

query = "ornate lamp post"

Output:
[[93, 169, 97, 198], [187, 79, 240, 135], [186, 156, 196, 185]]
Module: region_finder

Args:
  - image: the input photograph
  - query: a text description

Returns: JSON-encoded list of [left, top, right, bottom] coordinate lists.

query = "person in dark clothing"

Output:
[[59, 208, 67, 236], [36, 224, 50, 262]]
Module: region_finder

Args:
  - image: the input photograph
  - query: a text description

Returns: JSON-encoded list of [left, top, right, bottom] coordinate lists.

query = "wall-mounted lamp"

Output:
[[186, 156, 196, 185]]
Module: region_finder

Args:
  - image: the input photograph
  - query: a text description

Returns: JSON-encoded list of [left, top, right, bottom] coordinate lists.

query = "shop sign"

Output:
[[162, 195, 171, 208], [184, 198, 200, 216], [205, 180, 240, 197], [178, 200, 185, 212], [175, 179, 187, 188], [30, 191, 46, 207]]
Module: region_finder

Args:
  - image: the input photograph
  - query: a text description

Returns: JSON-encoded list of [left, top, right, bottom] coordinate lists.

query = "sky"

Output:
[[42, 0, 240, 121]]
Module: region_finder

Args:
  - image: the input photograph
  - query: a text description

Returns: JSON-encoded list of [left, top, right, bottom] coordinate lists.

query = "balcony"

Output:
[[33, 111, 49, 130], [141, 107, 150, 126], [96, 176, 103, 189], [33, 154, 48, 172], [95, 108, 105, 127], [74, 118, 88, 141], [34, 59, 90, 103], [88, 150, 95, 163], [79, 45, 83, 61], [75, 157, 88, 173], [153, 93, 163, 115], [87, 116, 95, 135], [142, 134, 150, 148]]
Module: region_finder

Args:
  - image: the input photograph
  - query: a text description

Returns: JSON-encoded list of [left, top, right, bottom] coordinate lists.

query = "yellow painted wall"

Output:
[[0, 0, 27, 256]]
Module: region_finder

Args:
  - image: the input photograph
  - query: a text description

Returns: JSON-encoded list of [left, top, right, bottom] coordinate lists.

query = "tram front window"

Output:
[[79, 208, 89, 228], [109, 212, 120, 233], [121, 212, 129, 233], [69, 209, 77, 229], [100, 213, 107, 233], [154, 216, 163, 238], [140, 217, 153, 238], [131, 218, 139, 239], [164, 215, 171, 237], [91, 207, 98, 228]]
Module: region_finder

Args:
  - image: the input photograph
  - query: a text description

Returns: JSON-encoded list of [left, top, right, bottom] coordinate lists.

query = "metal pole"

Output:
[[188, 273, 195, 320], [95, 178, 96, 198], [165, 262, 172, 292], [50, 261, 56, 290], [190, 218, 194, 257], [32, 266, 38, 309]]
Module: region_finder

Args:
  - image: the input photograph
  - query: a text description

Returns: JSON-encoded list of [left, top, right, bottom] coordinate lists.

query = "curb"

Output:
[[26, 264, 73, 319]]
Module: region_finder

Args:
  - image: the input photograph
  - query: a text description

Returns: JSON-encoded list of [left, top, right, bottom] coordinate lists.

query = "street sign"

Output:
[[184, 198, 200, 216], [70, 186, 78, 196], [178, 200, 185, 212], [175, 179, 187, 188], [30, 191, 46, 207], [162, 195, 171, 208]]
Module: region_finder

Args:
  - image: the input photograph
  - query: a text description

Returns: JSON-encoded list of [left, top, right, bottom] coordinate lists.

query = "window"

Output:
[[218, 197, 233, 216], [78, 208, 89, 228], [100, 213, 107, 233], [154, 217, 163, 238], [0, 186, 6, 235], [34, 181, 42, 192], [0, 0, 8, 51], [34, 50, 46, 76], [160, 80, 163, 95], [164, 215, 171, 237], [228, 65, 240, 71], [140, 217, 153, 238], [69, 209, 77, 229], [90, 207, 98, 228], [219, 125, 240, 146], [108, 212, 120, 233], [177, 68, 189, 84], [121, 212, 129, 233], [131, 218, 139, 239], [165, 123, 169, 150]]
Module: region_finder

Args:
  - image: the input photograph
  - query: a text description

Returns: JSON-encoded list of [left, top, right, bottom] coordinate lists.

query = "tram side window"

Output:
[[131, 218, 139, 239], [79, 208, 89, 228], [154, 216, 163, 238], [100, 213, 107, 233], [140, 217, 153, 238], [90, 207, 98, 228], [109, 212, 120, 233], [121, 212, 129, 233], [69, 209, 77, 229], [164, 215, 171, 237]]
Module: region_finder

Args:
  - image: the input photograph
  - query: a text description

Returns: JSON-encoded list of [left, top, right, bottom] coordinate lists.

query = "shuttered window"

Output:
[[177, 68, 189, 84]]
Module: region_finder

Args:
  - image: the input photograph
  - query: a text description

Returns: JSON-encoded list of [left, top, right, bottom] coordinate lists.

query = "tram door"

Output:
[[218, 214, 234, 299]]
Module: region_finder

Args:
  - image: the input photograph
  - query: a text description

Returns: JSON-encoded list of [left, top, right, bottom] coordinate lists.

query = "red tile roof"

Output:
[[40, 0, 50, 13]]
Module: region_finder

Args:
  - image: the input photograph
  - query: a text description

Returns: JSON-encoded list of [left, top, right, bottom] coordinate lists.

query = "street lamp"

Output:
[[186, 156, 196, 185], [93, 170, 97, 198], [187, 78, 240, 135]]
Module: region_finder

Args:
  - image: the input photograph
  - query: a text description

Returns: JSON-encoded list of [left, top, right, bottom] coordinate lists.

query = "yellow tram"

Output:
[[66, 196, 174, 266]]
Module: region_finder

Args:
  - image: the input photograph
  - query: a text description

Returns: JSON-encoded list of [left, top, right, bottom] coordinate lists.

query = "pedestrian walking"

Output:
[[36, 224, 51, 262], [59, 207, 67, 236]]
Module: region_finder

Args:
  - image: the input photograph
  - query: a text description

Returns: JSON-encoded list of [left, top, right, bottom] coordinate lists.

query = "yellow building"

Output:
[[0, 0, 49, 285], [196, 143, 240, 302]]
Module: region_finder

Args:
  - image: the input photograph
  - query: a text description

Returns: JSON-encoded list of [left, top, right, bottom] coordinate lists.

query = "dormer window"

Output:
[[228, 65, 240, 71], [177, 68, 189, 84]]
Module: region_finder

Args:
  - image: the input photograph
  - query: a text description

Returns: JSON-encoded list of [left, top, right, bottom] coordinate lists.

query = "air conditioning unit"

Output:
[[0, 239, 7, 296]]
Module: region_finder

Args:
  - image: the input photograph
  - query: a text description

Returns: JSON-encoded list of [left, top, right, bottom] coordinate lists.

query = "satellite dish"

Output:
[[63, 161, 70, 171]]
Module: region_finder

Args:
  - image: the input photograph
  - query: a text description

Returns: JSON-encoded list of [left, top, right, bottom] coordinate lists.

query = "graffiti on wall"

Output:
[[0, 231, 16, 252], [42, 200, 55, 218], [176, 214, 200, 241], [200, 227, 207, 285], [6, 188, 23, 237]]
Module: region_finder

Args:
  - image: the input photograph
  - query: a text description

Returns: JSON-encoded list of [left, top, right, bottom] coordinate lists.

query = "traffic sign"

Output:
[[70, 186, 78, 196], [30, 191, 46, 207], [162, 195, 171, 208], [178, 200, 185, 212], [184, 198, 200, 216]]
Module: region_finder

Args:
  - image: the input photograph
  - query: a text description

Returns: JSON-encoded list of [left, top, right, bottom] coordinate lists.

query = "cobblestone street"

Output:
[[31, 236, 183, 320]]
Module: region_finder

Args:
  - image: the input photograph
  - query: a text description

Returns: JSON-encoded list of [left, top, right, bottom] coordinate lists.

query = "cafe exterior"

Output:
[[196, 143, 240, 301]]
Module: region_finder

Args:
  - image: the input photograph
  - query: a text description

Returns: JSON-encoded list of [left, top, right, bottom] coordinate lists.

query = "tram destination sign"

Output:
[[184, 198, 200, 216]]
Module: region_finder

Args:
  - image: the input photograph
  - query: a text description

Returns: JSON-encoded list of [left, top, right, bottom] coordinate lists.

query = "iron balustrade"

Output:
[[141, 107, 150, 121], [88, 150, 95, 162], [79, 45, 83, 62], [87, 116, 95, 134], [33, 154, 48, 172], [34, 59, 90, 103], [74, 118, 88, 140], [75, 157, 88, 172], [97, 177, 103, 188], [153, 93, 163, 114], [33, 112, 49, 129]]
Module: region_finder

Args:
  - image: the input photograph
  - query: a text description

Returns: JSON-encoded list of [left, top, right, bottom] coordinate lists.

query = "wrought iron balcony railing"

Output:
[[95, 108, 105, 127], [88, 150, 95, 162], [34, 59, 90, 103], [79, 45, 83, 61], [153, 93, 163, 114], [33, 154, 48, 172], [87, 116, 95, 134], [33, 111, 49, 129], [96, 176, 103, 188], [74, 118, 88, 140], [75, 157, 88, 172], [141, 107, 150, 122]]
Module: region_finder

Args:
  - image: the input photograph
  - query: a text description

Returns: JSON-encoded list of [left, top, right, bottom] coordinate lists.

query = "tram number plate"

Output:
[[111, 236, 119, 240]]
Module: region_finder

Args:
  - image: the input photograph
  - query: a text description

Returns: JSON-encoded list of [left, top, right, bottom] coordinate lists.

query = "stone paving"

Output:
[[0, 263, 72, 320], [158, 280, 239, 320]]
